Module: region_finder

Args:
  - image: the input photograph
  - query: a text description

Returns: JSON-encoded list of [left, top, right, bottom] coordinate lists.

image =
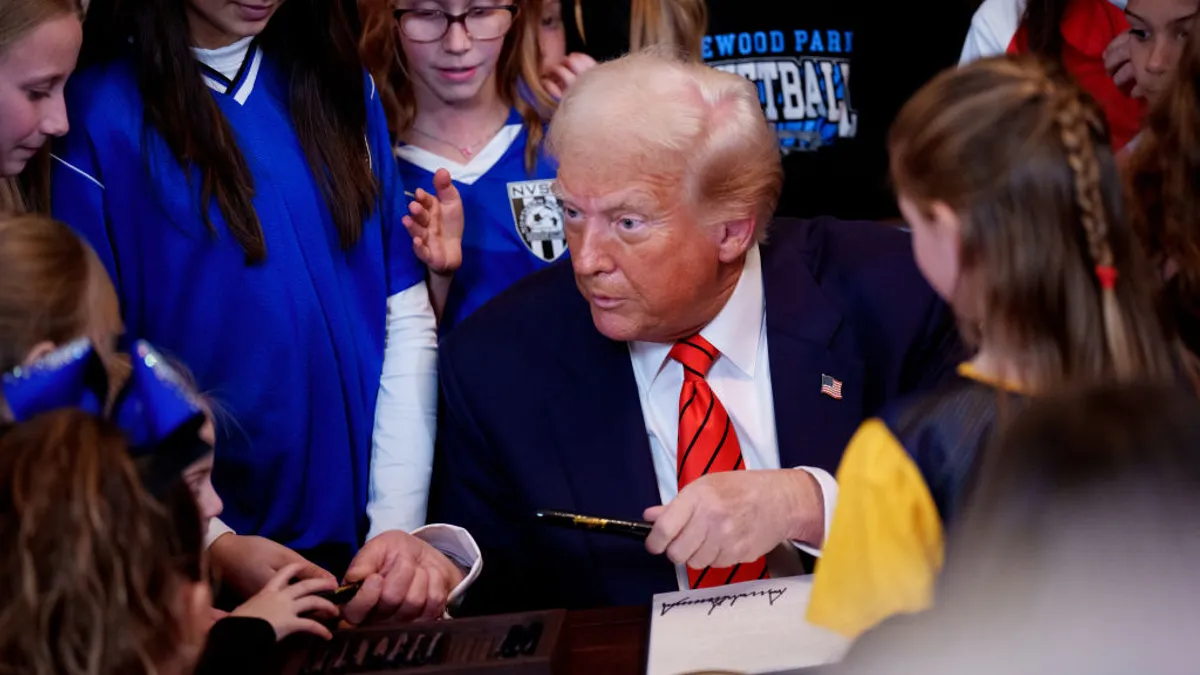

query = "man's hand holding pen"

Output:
[[341, 530, 466, 625], [644, 470, 825, 570]]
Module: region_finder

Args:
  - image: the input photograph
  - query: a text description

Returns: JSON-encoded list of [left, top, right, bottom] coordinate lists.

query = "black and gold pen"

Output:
[[315, 580, 363, 605], [534, 510, 653, 539]]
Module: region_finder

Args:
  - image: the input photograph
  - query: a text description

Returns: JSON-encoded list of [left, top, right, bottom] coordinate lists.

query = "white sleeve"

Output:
[[959, 0, 1025, 64], [792, 466, 839, 557], [412, 523, 483, 608], [204, 517, 236, 549], [366, 283, 439, 540]]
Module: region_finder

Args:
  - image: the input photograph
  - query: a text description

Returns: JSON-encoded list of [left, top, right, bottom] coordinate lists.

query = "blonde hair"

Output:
[[890, 56, 1175, 388], [629, 0, 707, 62], [0, 0, 83, 214], [0, 215, 117, 376], [546, 49, 781, 240], [357, 0, 555, 172]]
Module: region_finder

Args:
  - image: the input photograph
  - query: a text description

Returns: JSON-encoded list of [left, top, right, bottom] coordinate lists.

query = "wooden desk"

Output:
[[277, 606, 822, 675], [560, 607, 825, 675], [562, 607, 650, 675]]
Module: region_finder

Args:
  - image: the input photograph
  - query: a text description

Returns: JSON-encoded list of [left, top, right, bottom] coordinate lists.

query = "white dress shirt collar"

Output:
[[629, 245, 764, 382]]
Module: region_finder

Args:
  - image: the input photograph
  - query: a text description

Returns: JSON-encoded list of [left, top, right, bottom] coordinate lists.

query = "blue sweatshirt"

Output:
[[51, 42, 423, 570]]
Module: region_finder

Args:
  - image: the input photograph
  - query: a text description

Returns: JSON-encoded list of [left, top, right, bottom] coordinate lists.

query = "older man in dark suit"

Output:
[[431, 51, 959, 614]]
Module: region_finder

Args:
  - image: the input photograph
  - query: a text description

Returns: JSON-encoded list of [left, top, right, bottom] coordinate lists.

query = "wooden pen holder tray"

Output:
[[275, 610, 567, 675]]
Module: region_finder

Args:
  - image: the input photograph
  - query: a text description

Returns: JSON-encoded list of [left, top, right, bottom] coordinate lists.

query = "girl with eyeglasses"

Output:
[[49, 0, 478, 623], [359, 0, 565, 331]]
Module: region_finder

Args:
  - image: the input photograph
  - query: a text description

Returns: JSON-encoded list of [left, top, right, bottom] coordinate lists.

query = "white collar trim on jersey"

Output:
[[195, 38, 262, 106], [393, 123, 522, 186]]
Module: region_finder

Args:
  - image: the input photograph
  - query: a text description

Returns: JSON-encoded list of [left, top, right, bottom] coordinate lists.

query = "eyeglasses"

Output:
[[392, 5, 519, 43]]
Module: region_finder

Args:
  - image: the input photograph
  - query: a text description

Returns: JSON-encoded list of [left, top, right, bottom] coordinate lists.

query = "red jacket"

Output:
[[961, 0, 1143, 150]]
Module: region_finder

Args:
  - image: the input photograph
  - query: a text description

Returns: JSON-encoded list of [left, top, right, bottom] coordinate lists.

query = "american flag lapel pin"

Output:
[[821, 374, 844, 400]]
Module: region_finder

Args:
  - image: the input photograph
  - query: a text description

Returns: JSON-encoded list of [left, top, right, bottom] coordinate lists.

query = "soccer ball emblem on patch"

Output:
[[508, 179, 567, 263]]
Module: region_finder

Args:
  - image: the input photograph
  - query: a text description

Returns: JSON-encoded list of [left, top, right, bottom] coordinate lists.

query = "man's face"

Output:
[[557, 168, 741, 344]]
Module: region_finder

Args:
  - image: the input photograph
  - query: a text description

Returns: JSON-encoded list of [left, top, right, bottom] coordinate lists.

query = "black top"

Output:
[[564, 0, 632, 63], [879, 372, 1025, 526], [193, 617, 277, 675], [702, 0, 974, 221]]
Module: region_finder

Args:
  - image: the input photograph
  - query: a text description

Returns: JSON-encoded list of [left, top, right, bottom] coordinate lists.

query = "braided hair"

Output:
[[889, 55, 1176, 390], [1054, 92, 1137, 378]]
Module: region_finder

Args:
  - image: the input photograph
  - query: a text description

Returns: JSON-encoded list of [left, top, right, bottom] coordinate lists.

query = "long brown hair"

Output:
[[1022, 0, 1075, 61], [1126, 13, 1200, 305], [0, 215, 119, 377], [81, 0, 377, 264], [890, 56, 1175, 388], [357, 0, 555, 172], [0, 410, 203, 675], [0, 0, 83, 215], [629, 0, 706, 61]]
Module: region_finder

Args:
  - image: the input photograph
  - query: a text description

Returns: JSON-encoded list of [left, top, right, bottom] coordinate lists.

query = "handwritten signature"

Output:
[[659, 587, 788, 617]]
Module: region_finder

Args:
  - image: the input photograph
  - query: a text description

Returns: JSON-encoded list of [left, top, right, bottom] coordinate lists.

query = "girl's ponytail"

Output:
[[1054, 92, 1136, 378]]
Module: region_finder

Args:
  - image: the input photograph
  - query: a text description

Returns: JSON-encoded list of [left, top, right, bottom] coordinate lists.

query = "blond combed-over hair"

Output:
[[547, 49, 782, 241]]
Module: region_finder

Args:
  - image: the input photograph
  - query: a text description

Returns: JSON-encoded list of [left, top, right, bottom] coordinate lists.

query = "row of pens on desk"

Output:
[[297, 620, 546, 673]]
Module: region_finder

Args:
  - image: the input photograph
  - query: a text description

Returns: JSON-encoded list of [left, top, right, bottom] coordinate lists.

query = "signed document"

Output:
[[648, 576, 849, 675]]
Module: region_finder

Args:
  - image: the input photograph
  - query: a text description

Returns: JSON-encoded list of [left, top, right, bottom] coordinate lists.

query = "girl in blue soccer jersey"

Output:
[[359, 0, 575, 331], [51, 0, 475, 621]]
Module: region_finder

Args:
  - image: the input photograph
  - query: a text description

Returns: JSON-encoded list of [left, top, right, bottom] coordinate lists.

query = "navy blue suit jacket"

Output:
[[431, 218, 960, 615]]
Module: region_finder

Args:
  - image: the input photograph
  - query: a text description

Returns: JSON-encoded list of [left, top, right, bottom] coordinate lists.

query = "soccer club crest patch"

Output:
[[508, 179, 567, 263]]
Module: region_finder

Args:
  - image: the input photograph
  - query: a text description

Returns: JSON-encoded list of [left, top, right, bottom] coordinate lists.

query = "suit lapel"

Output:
[[547, 318, 661, 520], [544, 299, 675, 599], [762, 223, 867, 474]]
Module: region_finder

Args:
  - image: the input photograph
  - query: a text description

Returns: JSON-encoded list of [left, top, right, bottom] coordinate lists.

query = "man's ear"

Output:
[[716, 217, 756, 264], [20, 341, 57, 367]]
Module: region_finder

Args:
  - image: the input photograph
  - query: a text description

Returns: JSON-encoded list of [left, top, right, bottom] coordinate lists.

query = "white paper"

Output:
[[647, 576, 850, 675]]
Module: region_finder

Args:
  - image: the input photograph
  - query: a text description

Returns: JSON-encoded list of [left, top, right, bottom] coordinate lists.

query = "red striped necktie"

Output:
[[670, 335, 769, 589]]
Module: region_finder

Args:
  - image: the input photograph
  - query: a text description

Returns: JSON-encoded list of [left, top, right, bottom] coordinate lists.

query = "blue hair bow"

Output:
[[1, 338, 106, 421], [2, 338, 210, 491]]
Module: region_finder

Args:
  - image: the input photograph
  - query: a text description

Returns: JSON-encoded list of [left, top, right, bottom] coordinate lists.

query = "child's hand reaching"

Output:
[[230, 562, 340, 641], [1104, 32, 1138, 96], [209, 533, 335, 599], [544, 52, 597, 100], [404, 168, 463, 277]]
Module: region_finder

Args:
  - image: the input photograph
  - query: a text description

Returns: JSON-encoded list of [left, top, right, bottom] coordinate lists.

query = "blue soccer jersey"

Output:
[[51, 42, 424, 570], [395, 109, 565, 332]]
